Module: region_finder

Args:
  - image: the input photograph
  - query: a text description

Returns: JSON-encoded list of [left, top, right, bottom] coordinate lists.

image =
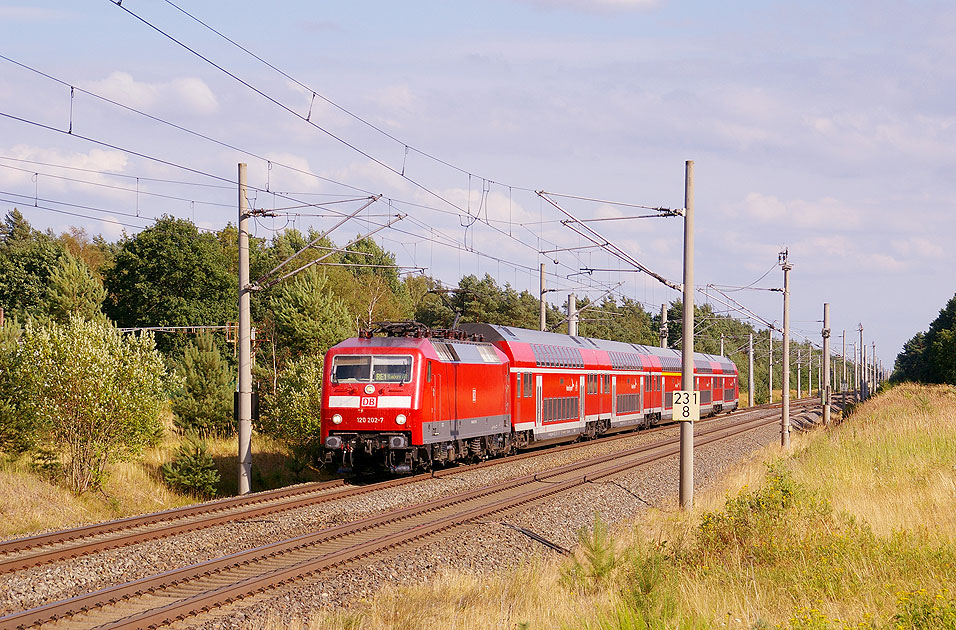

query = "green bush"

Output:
[[891, 589, 956, 629], [161, 435, 220, 499], [258, 353, 324, 479], [16, 317, 168, 494]]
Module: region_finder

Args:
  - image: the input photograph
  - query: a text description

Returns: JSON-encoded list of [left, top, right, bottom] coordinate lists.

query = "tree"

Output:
[[923, 295, 956, 384], [57, 226, 112, 277], [893, 332, 927, 383], [17, 318, 168, 494], [257, 353, 324, 478], [891, 293, 956, 385], [42, 253, 107, 324], [0, 209, 66, 318], [103, 217, 234, 349], [171, 332, 235, 437], [0, 318, 38, 453], [340, 236, 403, 295], [268, 268, 352, 357], [160, 435, 220, 498]]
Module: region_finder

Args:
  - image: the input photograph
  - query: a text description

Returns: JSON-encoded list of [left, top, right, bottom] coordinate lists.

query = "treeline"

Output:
[[0, 208, 816, 495], [892, 294, 956, 384]]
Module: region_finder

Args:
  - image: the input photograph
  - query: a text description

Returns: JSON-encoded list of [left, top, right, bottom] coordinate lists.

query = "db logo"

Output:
[[360, 396, 377, 408]]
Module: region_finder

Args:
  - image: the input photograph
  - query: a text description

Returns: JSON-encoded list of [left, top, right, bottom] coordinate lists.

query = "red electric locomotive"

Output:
[[321, 322, 739, 472]]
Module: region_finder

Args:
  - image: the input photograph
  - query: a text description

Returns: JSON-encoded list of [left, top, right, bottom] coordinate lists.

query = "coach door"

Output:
[[579, 375, 586, 422], [639, 374, 644, 413], [535, 374, 542, 428], [611, 375, 617, 419]]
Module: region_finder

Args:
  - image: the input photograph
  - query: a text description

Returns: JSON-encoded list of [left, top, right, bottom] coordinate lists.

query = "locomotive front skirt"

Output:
[[321, 323, 739, 472]]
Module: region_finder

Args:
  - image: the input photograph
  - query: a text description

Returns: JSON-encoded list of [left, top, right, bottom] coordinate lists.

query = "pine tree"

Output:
[[43, 254, 107, 324], [268, 268, 352, 357], [160, 435, 220, 498], [171, 332, 234, 438]]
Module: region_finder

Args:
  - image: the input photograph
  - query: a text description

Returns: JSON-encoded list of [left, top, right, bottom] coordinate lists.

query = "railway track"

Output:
[[0, 403, 819, 630], [0, 398, 815, 576]]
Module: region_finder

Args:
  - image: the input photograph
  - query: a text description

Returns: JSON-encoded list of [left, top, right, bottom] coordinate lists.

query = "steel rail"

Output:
[[0, 405, 813, 630], [0, 398, 815, 575]]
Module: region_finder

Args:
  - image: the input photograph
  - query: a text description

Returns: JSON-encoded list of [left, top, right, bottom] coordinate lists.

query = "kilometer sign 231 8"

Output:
[[672, 390, 700, 422]]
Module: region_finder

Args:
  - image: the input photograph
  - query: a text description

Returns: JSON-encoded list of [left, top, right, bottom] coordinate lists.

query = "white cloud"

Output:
[[891, 236, 945, 261], [97, 217, 126, 240], [0, 145, 128, 191], [737, 193, 864, 231], [261, 152, 324, 194], [82, 72, 219, 116], [373, 84, 417, 114]]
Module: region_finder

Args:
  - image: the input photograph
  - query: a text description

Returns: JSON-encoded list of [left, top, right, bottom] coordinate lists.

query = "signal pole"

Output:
[[720, 332, 724, 356], [679, 160, 695, 510], [238, 163, 253, 495], [780, 250, 791, 448], [660, 304, 668, 348], [822, 303, 831, 426], [748, 332, 754, 407]]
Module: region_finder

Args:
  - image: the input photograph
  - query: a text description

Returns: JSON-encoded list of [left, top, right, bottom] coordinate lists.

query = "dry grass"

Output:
[[270, 383, 956, 630], [0, 408, 323, 539]]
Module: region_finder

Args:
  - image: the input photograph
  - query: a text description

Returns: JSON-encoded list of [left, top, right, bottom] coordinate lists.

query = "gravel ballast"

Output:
[[0, 407, 823, 624]]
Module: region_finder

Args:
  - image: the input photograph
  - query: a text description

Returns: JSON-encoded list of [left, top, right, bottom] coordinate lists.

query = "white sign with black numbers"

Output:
[[673, 390, 700, 422]]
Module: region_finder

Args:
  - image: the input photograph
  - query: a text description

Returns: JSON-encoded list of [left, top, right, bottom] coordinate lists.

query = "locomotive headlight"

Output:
[[331, 413, 343, 425], [395, 414, 407, 425], [364, 384, 375, 395]]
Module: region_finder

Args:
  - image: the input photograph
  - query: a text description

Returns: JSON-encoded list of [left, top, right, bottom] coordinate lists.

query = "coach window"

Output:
[[516, 373, 521, 397], [524, 373, 533, 397], [426, 361, 432, 383]]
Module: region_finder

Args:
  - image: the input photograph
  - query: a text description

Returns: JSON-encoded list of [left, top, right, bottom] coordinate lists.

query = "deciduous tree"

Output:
[[103, 217, 233, 349], [257, 353, 324, 478], [17, 318, 168, 494]]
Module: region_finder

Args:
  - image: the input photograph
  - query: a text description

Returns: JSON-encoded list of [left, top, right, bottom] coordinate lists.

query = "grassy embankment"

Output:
[[284, 383, 956, 630], [0, 408, 324, 539]]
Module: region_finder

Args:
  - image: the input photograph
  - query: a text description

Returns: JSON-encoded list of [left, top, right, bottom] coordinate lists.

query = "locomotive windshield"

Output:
[[331, 355, 413, 383]]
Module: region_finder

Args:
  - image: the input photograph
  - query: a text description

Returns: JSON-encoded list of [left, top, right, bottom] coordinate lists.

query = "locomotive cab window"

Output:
[[331, 355, 413, 383]]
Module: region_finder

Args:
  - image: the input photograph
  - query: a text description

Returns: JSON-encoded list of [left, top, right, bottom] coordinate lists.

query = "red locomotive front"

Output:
[[321, 324, 511, 472]]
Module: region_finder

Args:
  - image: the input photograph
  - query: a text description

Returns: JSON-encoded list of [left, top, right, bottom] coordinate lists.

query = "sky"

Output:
[[1, 0, 955, 368]]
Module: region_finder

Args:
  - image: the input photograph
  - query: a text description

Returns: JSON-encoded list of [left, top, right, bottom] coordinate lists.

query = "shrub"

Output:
[[258, 353, 324, 479], [891, 588, 956, 629], [160, 435, 220, 499], [16, 318, 168, 494], [563, 513, 620, 591], [0, 317, 39, 454], [697, 461, 829, 564]]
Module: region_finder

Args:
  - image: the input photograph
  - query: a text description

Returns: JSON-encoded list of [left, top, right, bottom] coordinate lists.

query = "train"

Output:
[[320, 321, 739, 472]]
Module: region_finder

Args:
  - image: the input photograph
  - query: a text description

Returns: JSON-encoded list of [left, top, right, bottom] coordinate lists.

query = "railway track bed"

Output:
[[0, 401, 828, 630]]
